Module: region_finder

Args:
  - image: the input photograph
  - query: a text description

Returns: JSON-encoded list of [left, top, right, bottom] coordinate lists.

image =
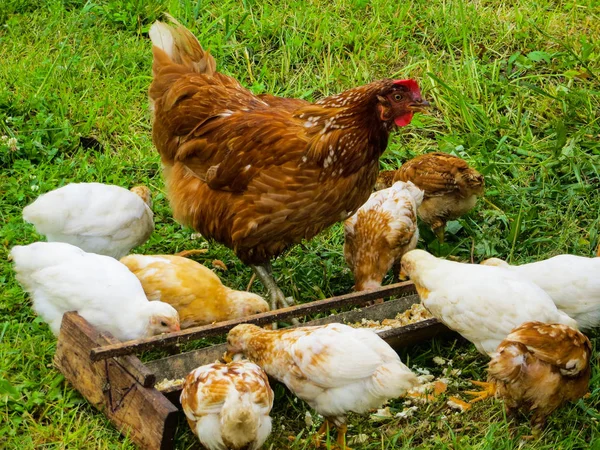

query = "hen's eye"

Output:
[[394, 94, 403, 101], [160, 321, 168, 327]]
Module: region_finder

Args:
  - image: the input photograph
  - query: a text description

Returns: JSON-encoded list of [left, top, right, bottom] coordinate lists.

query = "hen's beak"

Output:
[[409, 99, 430, 112]]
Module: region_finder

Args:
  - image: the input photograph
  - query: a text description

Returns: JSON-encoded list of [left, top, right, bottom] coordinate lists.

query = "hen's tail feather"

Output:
[[149, 14, 216, 76]]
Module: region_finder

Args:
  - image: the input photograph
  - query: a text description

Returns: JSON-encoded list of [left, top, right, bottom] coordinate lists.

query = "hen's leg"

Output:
[[250, 263, 293, 310]]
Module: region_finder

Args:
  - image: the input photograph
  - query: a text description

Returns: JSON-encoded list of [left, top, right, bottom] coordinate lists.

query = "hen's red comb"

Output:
[[393, 79, 420, 94]]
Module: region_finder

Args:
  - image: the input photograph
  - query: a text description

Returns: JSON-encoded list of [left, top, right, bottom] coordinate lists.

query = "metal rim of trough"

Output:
[[89, 280, 417, 361]]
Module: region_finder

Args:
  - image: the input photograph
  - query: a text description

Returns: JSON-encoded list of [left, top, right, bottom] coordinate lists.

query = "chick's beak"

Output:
[[399, 267, 409, 281], [399, 261, 410, 281], [222, 351, 234, 363], [171, 323, 181, 332]]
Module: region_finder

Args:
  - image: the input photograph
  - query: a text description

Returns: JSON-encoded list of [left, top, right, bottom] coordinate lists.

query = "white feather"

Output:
[[22, 182, 153, 258], [282, 324, 418, 421], [10, 242, 177, 340], [149, 21, 175, 58], [484, 255, 600, 330]]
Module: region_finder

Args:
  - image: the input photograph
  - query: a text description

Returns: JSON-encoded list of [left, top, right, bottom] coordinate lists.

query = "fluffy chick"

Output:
[[227, 323, 418, 448], [121, 254, 269, 328], [394, 152, 484, 243], [488, 322, 591, 433], [344, 181, 423, 294], [23, 182, 154, 258], [400, 250, 577, 356], [11, 242, 179, 340], [180, 360, 274, 450], [481, 255, 600, 331], [374, 169, 397, 191]]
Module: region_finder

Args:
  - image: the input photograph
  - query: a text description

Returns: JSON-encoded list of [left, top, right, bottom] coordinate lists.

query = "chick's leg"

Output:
[[464, 380, 496, 402], [448, 380, 496, 411], [335, 423, 352, 450], [312, 418, 332, 448], [251, 263, 293, 310], [433, 225, 445, 244]]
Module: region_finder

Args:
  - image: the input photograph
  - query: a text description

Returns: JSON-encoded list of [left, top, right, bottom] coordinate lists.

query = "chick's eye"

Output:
[[394, 94, 403, 101], [160, 321, 168, 327]]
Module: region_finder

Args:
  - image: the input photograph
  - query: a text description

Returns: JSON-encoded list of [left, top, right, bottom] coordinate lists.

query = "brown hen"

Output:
[[148, 17, 428, 310], [377, 153, 484, 243], [452, 321, 591, 435]]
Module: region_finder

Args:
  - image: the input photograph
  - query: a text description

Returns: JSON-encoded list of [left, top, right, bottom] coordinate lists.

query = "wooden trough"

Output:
[[54, 281, 451, 450]]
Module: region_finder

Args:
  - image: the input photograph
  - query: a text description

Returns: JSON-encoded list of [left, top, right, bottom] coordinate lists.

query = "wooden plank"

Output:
[[54, 312, 179, 450], [379, 319, 451, 348], [146, 295, 452, 396], [90, 281, 417, 361]]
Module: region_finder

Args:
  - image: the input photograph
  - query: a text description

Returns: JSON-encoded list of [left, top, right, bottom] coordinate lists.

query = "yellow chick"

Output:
[[121, 255, 269, 328]]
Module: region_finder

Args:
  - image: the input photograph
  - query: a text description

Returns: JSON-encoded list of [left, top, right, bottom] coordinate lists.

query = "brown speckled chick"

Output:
[[344, 181, 423, 295], [488, 322, 590, 434], [376, 153, 484, 243], [180, 360, 274, 450]]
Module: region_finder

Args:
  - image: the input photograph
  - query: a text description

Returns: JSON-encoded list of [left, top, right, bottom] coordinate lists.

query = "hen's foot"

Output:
[[250, 263, 299, 328]]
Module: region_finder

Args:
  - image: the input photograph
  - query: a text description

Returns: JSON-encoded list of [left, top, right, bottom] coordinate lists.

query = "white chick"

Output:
[[400, 249, 577, 356], [482, 255, 600, 330], [344, 181, 424, 293], [23, 182, 154, 258], [226, 323, 418, 448], [10, 242, 180, 340], [180, 361, 274, 450]]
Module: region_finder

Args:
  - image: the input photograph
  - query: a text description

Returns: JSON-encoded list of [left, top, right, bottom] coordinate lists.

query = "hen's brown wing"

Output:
[[258, 94, 310, 112], [501, 321, 591, 376], [177, 108, 311, 193], [395, 152, 484, 198]]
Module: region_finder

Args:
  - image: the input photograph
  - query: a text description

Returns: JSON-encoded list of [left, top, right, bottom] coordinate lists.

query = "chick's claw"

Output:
[[464, 380, 496, 403]]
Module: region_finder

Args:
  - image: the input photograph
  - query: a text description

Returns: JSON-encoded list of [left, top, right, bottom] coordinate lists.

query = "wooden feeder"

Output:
[[54, 281, 451, 450]]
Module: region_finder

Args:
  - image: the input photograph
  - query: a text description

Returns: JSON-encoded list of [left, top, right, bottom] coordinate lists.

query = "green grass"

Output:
[[1, 0, 599, 448]]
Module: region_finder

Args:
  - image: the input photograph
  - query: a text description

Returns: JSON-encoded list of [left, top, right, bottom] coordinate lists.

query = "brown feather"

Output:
[[488, 321, 591, 429]]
